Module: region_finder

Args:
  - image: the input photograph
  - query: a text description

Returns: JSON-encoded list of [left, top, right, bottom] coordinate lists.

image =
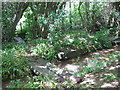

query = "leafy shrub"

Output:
[[7, 79, 22, 88], [94, 28, 112, 48], [30, 43, 56, 60], [2, 44, 30, 80], [22, 76, 56, 88]]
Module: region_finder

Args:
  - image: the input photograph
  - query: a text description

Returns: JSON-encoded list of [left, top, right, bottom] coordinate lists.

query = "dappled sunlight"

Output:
[[25, 45, 120, 88], [99, 57, 109, 61], [101, 82, 119, 88], [24, 53, 38, 57], [91, 52, 100, 55], [37, 66, 47, 69], [2, 1, 120, 88], [3, 44, 120, 88], [109, 66, 117, 70], [81, 78, 96, 85], [107, 49, 115, 52], [80, 73, 97, 86], [64, 64, 80, 72]]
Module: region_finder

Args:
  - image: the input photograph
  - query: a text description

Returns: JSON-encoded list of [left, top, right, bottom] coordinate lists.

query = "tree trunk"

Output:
[[91, 3, 97, 32], [85, 2, 90, 32], [41, 2, 49, 39], [10, 2, 29, 41], [69, 2, 72, 29], [78, 2, 84, 28], [107, 2, 120, 28], [30, 3, 40, 39], [59, 2, 66, 30]]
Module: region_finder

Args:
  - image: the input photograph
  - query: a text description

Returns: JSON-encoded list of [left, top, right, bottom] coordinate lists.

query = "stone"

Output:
[[14, 37, 25, 43], [27, 59, 55, 76]]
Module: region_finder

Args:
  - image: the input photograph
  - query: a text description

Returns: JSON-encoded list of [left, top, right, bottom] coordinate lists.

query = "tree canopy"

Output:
[[2, 2, 119, 42]]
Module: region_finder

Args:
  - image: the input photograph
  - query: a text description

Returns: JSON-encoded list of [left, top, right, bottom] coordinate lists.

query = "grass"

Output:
[[2, 42, 30, 80]]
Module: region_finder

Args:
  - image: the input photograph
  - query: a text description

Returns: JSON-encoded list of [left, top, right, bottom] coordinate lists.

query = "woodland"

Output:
[[1, 1, 120, 89]]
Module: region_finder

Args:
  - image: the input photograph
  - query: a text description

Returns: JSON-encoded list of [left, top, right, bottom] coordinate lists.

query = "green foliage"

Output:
[[31, 43, 56, 59], [2, 2, 120, 89], [7, 79, 22, 88], [2, 43, 30, 80], [94, 27, 112, 48], [2, 27, 114, 80], [48, 9, 67, 29], [21, 75, 56, 88], [77, 51, 119, 77], [28, 28, 113, 61], [28, 38, 56, 60], [2, 2, 16, 42], [103, 74, 117, 81], [25, 76, 46, 88]]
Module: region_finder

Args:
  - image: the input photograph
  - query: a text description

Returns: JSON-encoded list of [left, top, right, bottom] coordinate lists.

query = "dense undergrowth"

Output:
[[2, 28, 119, 88], [2, 2, 120, 88], [5, 46, 120, 88], [29, 28, 113, 60], [2, 43, 30, 80]]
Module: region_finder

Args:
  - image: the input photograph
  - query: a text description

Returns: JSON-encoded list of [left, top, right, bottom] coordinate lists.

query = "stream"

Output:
[[2, 45, 120, 88]]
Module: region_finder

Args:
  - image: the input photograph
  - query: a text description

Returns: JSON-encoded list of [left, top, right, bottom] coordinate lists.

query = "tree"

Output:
[[2, 2, 29, 42]]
